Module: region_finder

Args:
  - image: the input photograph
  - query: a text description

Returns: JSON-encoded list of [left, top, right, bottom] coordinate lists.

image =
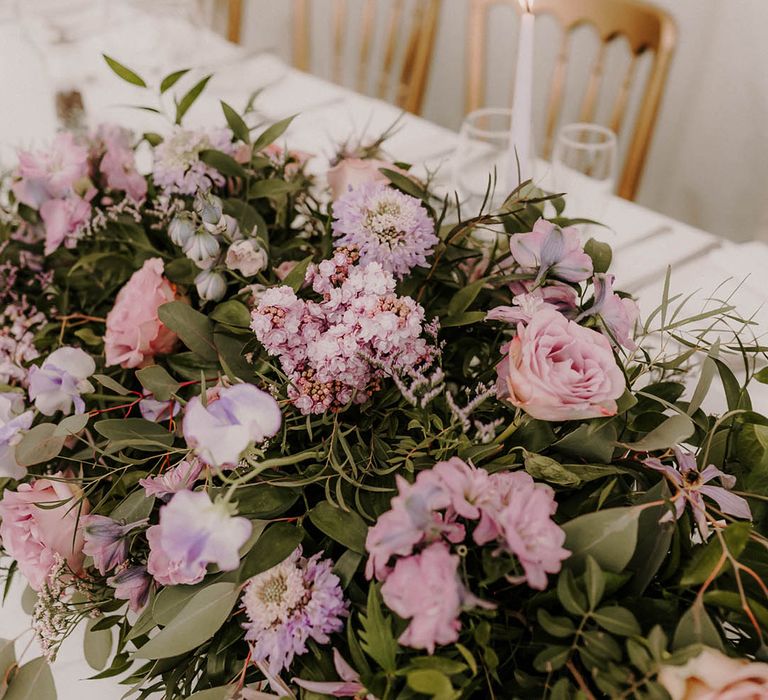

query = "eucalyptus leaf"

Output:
[[135, 582, 239, 659], [158, 301, 218, 361], [84, 618, 112, 671], [15, 424, 65, 468], [309, 501, 368, 554], [54, 413, 89, 437], [237, 523, 303, 582], [673, 601, 723, 651], [4, 657, 55, 700], [94, 418, 174, 452], [563, 506, 641, 573], [622, 414, 694, 451], [136, 365, 180, 401]]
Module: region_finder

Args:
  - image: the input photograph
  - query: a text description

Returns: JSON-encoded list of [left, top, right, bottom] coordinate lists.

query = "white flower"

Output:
[[0, 392, 34, 479], [225, 239, 269, 277], [182, 383, 282, 467], [195, 269, 227, 302], [27, 347, 95, 416], [183, 230, 220, 263], [169, 214, 196, 247], [194, 192, 223, 225]]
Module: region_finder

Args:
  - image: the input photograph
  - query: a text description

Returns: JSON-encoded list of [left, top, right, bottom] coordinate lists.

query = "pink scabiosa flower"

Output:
[[0, 473, 90, 590], [146, 490, 251, 586], [104, 258, 180, 368], [331, 182, 438, 279], [107, 564, 151, 612], [380, 542, 474, 654], [241, 547, 348, 676], [97, 124, 147, 202], [182, 383, 282, 468], [152, 127, 236, 195], [509, 219, 593, 283], [139, 458, 203, 499], [27, 346, 95, 416], [0, 392, 34, 480], [82, 515, 145, 575], [497, 308, 625, 421], [578, 273, 639, 350], [644, 446, 751, 538]]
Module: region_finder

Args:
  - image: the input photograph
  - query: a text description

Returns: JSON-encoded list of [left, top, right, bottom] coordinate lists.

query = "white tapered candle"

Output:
[[508, 0, 535, 188]]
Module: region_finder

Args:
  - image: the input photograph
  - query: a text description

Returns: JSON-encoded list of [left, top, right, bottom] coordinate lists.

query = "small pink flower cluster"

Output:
[[365, 458, 569, 653], [251, 249, 433, 414]]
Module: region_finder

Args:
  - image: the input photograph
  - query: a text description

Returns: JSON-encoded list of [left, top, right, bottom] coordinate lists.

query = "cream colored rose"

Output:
[[659, 647, 768, 699]]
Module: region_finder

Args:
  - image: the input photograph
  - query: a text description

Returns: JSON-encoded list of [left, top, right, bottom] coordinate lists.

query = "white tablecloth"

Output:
[[1, 6, 767, 698]]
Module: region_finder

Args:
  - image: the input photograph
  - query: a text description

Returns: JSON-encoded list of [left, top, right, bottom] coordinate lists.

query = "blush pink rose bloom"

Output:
[[658, 647, 768, 699], [0, 474, 90, 590], [380, 542, 465, 654], [498, 308, 625, 421], [104, 258, 180, 368], [327, 158, 402, 200]]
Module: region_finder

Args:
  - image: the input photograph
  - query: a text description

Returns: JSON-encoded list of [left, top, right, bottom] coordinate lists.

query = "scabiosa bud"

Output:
[[168, 213, 196, 247], [194, 269, 227, 302], [242, 547, 348, 676]]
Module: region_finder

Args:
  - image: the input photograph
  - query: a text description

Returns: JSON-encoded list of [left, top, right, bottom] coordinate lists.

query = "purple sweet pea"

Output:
[[27, 346, 95, 416], [644, 446, 751, 538], [294, 649, 374, 698], [0, 393, 34, 480], [578, 273, 639, 350], [82, 515, 146, 575], [139, 458, 203, 499], [509, 219, 593, 283], [138, 393, 180, 423], [183, 383, 282, 468], [146, 490, 251, 586], [107, 565, 152, 612]]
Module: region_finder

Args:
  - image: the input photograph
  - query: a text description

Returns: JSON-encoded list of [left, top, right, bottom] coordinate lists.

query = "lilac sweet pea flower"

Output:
[[294, 649, 375, 698], [146, 490, 252, 586], [486, 294, 561, 325], [578, 274, 639, 350], [644, 446, 751, 538], [509, 219, 593, 283], [107, 565, 151, 612], [82, 515, 146, 575], [139, 459, 203, 499], [183, 383, 282, 468], [0, 393, 34, 480], [138, 393, 180, 423], [27, 346, 95, 416]]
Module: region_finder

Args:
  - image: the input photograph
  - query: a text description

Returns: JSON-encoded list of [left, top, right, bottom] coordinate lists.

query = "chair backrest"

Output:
[[467, 0, 676, 200], [292, 0, 442, 115]]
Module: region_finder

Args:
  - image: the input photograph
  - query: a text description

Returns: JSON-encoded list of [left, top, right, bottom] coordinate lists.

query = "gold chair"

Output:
[[467, 0, 676, 200], [226, 0, 243, 43], [292, 0, 442, 115]]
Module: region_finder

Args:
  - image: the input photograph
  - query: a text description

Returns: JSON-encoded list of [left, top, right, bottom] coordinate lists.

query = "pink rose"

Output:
[[104, 258, 180, 368], [0, 473, 90, 590], [659, 647, 768, 699], [327, 158, 403, 200], [498, 308, 625, 421]]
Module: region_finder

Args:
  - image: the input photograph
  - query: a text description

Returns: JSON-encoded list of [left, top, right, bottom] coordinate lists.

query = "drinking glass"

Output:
[[552, 123, 617, 221], [453, 108, 518, 208]]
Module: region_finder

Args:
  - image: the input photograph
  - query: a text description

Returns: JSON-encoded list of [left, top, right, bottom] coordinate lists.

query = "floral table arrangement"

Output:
[[1, 60, 767, 700]]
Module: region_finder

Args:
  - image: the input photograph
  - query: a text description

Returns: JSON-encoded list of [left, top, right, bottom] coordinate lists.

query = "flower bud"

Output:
[[169, 213, 196, 247], [183, 229, 220, 263], [194, 269, 227, 301]]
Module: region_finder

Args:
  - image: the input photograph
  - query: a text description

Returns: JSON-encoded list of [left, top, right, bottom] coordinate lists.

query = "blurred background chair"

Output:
[[291, 0, 441, 115], [467, 0, 676, 200]]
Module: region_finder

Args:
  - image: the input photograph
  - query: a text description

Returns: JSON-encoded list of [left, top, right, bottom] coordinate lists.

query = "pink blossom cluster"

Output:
[[365, 458, 569, 653], [251, 249, 433, 414]]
